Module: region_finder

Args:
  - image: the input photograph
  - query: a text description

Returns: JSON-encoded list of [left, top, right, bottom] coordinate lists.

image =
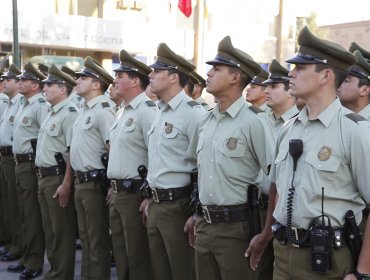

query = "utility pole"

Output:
[[12, 0, 20, 67]]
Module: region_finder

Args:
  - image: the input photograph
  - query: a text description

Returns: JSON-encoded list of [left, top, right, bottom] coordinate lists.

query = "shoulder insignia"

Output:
[[248, 105, 264, 114], [2, 99, 8, 103], [39, 98, 46, 103], [187, 100, 201, 107], [69, 106, 77, 112], [101, 102, 110, 108], [145, 100, 156, 107], [345, 113, 366, 123]]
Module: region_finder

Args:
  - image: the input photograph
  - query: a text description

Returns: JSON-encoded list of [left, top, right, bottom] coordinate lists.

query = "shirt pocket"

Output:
[[46, 123, 61, 137], [82, 120, 93, 130], [220, 137, 246, 158], [161, 123, 180, 139], [305, 150, 341, 172], [21, 116, 33, 127], [123, 123, 136, 133]]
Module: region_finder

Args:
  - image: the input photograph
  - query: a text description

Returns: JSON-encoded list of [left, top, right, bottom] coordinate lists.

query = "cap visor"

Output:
[[148, 62, 171, 70], [286, 55, 316, 64], [206, 58, 236, 66]]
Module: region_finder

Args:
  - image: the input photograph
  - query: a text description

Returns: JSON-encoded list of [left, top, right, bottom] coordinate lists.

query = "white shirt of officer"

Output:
[[269, 105, 299, 136], [35, 98, 78, 167], [358, 103, 370, 120], [270, 98, 370, 229], [0, 93, 22, 147], [70, 95, 114, 172], [147, 91, 205, 189], [0, 92, 9, 119], [198, 96, 271, 205], [107, 92, 157, 179], [12, 92, 48, 154]]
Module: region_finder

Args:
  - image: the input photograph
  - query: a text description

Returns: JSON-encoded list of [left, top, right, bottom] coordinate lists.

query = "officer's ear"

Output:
[[319, 68, 332, 85], [359, 84, 370, 97]]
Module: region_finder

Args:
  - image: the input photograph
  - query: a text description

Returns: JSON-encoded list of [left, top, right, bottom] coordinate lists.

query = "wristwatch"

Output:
[[354, 270, 370, 280]]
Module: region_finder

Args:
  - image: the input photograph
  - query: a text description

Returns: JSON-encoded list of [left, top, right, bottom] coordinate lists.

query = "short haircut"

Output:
[[126, 71, 149, 90], [228, 66, 252, 89], [314, 63, 347, 89], [167, 69, 189, 88], [92, 77, 109, 93]]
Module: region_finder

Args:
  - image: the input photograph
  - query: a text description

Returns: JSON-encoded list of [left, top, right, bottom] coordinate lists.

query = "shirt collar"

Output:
[[281, 105, 299, 122], [26, 92, 44, 104], [212, 96, 246, 119], [85, 95, 105, 109], [9, 93, 22, 105], [297, 98, 341, 127], [51, 98, 70, 114], [159, 90, 187, 111], [125, 92, 146, 110]]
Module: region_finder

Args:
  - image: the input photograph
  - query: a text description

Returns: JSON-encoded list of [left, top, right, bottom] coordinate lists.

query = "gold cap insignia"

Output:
[[226, 137, 238, 150], [126, 118, 133, 127], [165, 122, 173, 134], [318, 146, 331, 161]]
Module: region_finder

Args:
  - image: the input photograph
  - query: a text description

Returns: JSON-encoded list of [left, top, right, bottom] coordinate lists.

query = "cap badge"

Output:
[[165, 122, 173, 134], [226, 137, 238, 150], [126, 118, 133, 127], [318, 146, 331, 161]]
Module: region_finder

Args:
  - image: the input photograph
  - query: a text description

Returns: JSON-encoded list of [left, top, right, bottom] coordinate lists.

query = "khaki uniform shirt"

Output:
[[0, 92, 9, 119], [70, 95, 115, 172], [0, 94, 22, 147], [260, 102, 273, 115], [147, 90, 206, 189], [271, 99, 370, 228], [12, 93, 48, 154], [35, 98, 79, 167], [270, 105, 299, 136], [195, 96, 210, 110], [107, 92, 157, 179], [358, 103, 370, 121], [198, 96, 272, 205]]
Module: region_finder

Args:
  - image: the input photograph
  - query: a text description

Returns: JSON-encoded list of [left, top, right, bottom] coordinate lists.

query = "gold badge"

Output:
[[22, 117, 28, 124], [165, 122, 173, 134], [318, 146, 331, 161], [126, 118, 133, 127], [50, 124, 56, 131], [226, 137, 238, 150], [85, 116, 91, 124], [9, 116, 15, 124]]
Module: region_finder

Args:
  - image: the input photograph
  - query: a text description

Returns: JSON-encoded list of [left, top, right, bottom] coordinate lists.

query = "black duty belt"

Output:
[[201, 204, 249, 224], [74, 169, 106, 184], [273, 224, 347, 248], [36, 165, 63, 178], [110, 179, 143, 194], [14, 153, 34, 164], [0, 146, 13, 156], [150, 185, 191, 203]]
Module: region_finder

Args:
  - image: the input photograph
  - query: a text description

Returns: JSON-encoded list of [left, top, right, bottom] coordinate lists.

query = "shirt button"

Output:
[[209, 193, 213, 197], [209, 176, 213, 179]]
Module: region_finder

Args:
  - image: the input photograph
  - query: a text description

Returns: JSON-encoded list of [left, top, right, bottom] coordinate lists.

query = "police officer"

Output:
[[249, 26, 370, 280], [146, 43, 206, 280], [107, 49, 156, 280], [245, 68, 272, 114], [70, 56, 115, 280], [12, 62, 48, 279], [349, 42, 370, 63], [337, 50, 370, 119], [61, 65, 83, 108], [194, 36, 272, 280], [263, 59, 299, 135], [185, 71, 210, 110], [36, 65, 79, 280], [0, 65, 23, 262]]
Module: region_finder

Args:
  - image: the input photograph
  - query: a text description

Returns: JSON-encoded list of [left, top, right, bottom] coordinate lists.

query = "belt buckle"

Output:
[[111, 180, 118, 194], [202, 206, 212, 224], [151, 188, 159, 202], [291, 226, 300, 248], [37, 168, 43, 178]]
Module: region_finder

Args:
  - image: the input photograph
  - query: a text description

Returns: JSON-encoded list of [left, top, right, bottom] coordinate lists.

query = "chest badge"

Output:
[[126, 118, 133, 127], [22, 117, 28, 124], [50, 124, 56, 131], [226, 137, 238, 150], [165, 123, 173, 134], [9, 116, 15, 124], [318, 146, 331, 161], [85, 116, 91, 124]]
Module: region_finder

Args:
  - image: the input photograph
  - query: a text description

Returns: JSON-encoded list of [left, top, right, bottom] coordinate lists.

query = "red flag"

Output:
[[178, 0, 192, 17]]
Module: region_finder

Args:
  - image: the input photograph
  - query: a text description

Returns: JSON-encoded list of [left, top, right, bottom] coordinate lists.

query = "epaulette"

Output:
[[145, 100, 156, 107], [101, 102, 110, 108], [69, 106, 77, 112], [248, 105, 263, 114], [39, 98, 46, 103], [345, 113, 366, 123], [187, 100, 201, 107], [2, 99, 8, 104], [77, 96, 82, 101]]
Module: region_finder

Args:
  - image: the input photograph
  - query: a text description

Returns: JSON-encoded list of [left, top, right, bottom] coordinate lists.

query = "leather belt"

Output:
[[14, 153, 34, 164], [201, 204, 249, 224], [36, 165, 62, 178], [150, 185, 191, 203], [0, 146, 13, 156], [74, 169, 106, 183], [273, 224, 347, 248], [110, 179, 143, 194]]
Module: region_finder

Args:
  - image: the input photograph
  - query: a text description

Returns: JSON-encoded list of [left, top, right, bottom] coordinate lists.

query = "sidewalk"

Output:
[[0, 247, 118, 280]]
